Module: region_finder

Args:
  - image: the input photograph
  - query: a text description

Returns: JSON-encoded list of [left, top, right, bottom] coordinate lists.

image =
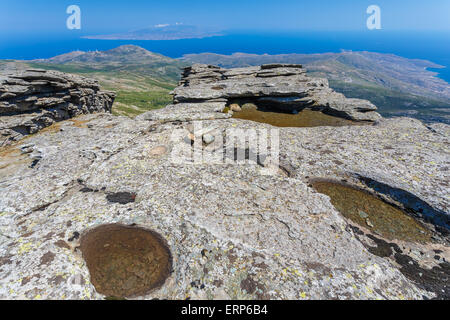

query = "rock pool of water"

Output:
[[311, 180, 431, 243], [80, 224, 172, 298], [231, 106, 366, 127]]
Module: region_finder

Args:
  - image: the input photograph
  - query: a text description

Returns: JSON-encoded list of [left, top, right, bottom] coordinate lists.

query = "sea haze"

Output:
[[1, 30, 449, 82]]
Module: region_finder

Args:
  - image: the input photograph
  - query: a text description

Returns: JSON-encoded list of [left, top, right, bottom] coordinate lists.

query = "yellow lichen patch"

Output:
[[18, 241, 33, 255]]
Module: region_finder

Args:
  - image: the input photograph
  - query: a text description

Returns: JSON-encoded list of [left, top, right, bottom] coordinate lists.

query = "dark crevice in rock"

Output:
[[29, 157, 41, 169], [68, 231, 80, 242], [394, 253, 450, 300], [106, 192, 137, 204]]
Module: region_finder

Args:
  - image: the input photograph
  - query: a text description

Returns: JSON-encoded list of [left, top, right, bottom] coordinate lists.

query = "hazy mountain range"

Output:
[[6, 45, 449, 122], [84, 24, 223, 40]]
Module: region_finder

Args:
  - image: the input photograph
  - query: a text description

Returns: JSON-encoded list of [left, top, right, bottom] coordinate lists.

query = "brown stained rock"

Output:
[[39, 252, 55, 266], [43, 232, 55, 241], [240, 276, 257, 294], [54, 240, 70, 250], [0, 255, 13, 266], [213, 279, 223, 287]]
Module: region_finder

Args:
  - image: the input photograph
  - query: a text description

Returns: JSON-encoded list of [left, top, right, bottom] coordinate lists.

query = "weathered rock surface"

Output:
[[0, 69, 115, 146], [0, 64, 448, 300], [0, 110, 448, 300], [172, 64, 382, 122]]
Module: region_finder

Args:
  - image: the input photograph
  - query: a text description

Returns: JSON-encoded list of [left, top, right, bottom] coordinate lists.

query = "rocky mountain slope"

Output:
[[4, 45, 449, 122], [0, 66, 448, 300], [0, 67, 115, 146]]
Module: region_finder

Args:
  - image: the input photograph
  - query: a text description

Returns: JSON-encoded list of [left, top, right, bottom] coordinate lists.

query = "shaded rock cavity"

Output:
[[310, 179, 431, 243], [227, 100, 367, 128], [172, 64, 382, 122], [106, 192, 137, 204], [79, 224, 172, 298]]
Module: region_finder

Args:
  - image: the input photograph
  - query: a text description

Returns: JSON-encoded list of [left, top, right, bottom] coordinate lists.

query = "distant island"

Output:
[[83, 24, 224, 40]]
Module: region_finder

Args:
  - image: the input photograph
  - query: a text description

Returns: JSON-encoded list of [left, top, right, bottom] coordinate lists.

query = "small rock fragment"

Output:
[[203, 134, 215, 145]]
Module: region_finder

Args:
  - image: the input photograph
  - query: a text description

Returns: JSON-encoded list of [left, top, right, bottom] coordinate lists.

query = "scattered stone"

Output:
[[149, 146, 168, 157], [229, 104, 241, 112], [366, 218, 374, 228], [359, 211, 369, 219], [202, 134, 215, 145]]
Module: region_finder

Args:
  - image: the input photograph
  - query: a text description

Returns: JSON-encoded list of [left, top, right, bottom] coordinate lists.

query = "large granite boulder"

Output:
[[171, 64, 381, 122], [0, 69, 115, 146]]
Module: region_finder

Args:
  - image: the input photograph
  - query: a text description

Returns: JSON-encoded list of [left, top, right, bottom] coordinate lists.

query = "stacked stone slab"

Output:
[[0, 69, 115, 146], [171, 64, 382, 122]]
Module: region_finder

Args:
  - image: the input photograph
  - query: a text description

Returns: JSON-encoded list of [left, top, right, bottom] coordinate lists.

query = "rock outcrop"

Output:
[[0, 69, 115, 146], [171, 64, 382, 122], [0, 65, 448, 300]]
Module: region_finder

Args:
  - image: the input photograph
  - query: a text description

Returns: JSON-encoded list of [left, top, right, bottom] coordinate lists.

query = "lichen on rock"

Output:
[[0, 65, 448, 300]]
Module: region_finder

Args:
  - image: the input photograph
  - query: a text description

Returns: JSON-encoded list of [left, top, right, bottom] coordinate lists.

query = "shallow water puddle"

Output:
[[80, 224, 172, 298], [311, 180, 431, 243], [230, 105, 364, 127]]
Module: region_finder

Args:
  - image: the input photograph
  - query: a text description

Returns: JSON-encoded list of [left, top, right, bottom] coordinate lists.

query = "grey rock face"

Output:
[[0, 69, 115, 146], [172, 64, 381, 122], [0, 111, 448, 300], [0, 64, 448, 301]]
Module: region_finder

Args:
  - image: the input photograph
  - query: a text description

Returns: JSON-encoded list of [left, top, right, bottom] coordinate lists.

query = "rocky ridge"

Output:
[[171, 64, 382, 122], [0, 69, 115, 146]]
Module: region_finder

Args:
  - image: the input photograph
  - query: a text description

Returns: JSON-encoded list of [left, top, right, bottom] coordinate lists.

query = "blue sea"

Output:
[[1, 30, 449, 83]]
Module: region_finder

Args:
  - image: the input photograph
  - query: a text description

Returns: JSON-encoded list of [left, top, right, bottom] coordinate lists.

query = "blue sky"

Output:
[[1, 0, 449, 35]]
